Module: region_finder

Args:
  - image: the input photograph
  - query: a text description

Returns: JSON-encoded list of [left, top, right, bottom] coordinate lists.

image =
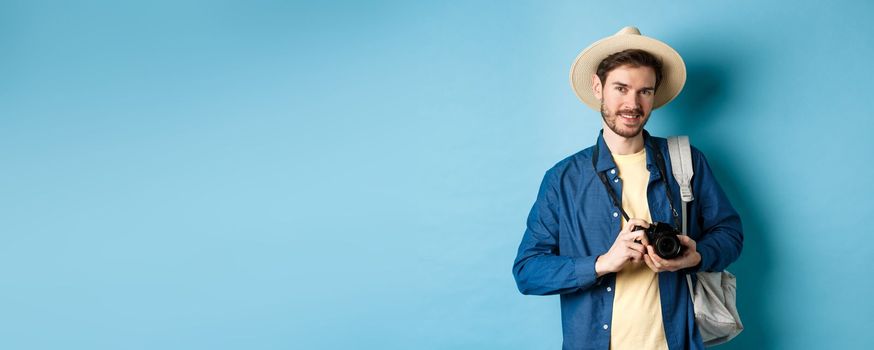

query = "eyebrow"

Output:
[[611, 82, 655, 91]]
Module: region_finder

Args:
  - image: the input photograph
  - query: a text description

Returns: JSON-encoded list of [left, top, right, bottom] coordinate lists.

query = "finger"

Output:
[[616, 225, 632, 240], [627, 218, 650, 230], [635, 231, 649, 246], [647, 246, 665, 268], [619, 231, 636, 243], [622, 221, 636, 233], [620, 229, 644, 242], [648, 247, 680, 271], [677, 235, 696, 248], [627, 241, 646, 255], [622, 244, 641, 258], [643, 253, 661, 272], [633, 249, 645, 263], [680, 244, 696, 259]]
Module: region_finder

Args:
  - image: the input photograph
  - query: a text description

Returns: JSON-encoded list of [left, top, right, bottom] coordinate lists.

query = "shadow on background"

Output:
[[667, 46, 775, 349]]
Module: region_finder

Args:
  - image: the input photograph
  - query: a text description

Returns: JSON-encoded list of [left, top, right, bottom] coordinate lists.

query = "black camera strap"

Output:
[[591, 133, 681, 230]]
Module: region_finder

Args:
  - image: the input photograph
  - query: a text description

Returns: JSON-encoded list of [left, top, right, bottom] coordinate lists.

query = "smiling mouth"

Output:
[[619, 113, 641, 120]]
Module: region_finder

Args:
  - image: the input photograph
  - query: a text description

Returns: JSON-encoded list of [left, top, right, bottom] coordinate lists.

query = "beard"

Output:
[[600, 103, 649, 138]]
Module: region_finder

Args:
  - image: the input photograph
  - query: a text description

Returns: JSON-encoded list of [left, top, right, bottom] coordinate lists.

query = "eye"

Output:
[[616, 86, 627, 93], [641, 90, 653, 96]]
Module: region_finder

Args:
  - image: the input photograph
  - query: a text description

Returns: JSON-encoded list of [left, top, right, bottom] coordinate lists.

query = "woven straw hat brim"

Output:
[[569, 27, 686, 111]]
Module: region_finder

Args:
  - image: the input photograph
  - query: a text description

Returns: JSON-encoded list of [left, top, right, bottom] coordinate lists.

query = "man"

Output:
[[512, 27, 743, 350]]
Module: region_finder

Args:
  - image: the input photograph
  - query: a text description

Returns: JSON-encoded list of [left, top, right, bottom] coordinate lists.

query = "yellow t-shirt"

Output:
[[609, 148, 668, 350]]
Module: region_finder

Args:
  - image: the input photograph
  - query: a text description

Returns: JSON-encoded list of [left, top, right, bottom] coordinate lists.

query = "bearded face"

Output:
[[600, 101, 648, 138], [593, 65, 656, 139]]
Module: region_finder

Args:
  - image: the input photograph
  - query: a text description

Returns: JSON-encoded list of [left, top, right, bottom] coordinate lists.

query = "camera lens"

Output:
[[655, 236, 682, 259], [644, 222, 685, 259]]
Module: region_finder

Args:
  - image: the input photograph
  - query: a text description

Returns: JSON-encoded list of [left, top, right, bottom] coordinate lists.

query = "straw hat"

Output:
[[569, 26, 686, 111]]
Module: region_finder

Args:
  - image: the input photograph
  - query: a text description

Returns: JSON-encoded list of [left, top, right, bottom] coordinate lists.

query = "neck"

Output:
[[602, 125, 645, 155]]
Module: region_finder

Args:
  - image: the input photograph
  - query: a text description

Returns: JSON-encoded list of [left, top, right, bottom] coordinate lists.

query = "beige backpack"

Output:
[[667, 136, 744, 347]]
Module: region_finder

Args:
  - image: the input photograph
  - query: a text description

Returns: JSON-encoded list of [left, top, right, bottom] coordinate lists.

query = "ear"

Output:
[[591, 74, 603, 101]]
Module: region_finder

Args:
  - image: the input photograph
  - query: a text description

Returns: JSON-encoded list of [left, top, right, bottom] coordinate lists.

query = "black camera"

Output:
[[633, 222, 685, 259]]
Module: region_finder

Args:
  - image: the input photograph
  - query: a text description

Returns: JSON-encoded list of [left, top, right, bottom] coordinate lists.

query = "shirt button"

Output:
[[603, 324, 609, 330], [607, 287, 612, 292], [612, 212, 618, 218], [610, 169, 616, 174], [613, 178, 619, 183]]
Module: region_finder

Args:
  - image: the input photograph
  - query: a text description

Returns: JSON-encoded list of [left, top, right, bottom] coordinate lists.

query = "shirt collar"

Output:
[[593, 129, 660, 179]]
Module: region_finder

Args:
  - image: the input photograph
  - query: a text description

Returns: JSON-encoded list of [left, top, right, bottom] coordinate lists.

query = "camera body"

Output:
[[633, 222, 685, 259]]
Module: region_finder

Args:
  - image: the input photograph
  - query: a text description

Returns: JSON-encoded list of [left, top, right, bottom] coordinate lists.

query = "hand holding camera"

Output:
[[635, 222, 701, 273], [595, 218, 651, 277], [596, 219, 701, 276], [632, 222, 685, 259]]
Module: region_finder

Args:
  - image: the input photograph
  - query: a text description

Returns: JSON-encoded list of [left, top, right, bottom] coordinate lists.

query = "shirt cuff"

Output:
[[691, 244, 715, 273], [573, 255, 599, 290]]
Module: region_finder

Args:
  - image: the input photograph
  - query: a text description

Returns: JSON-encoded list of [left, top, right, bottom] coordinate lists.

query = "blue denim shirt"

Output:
[[512, 130, 743, 350]]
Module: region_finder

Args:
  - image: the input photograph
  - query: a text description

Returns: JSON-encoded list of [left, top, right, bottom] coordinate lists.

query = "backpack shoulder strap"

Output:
[[667, 136, 694, 236], [667, 136, 694, 203], [668, 136, 698, 300]]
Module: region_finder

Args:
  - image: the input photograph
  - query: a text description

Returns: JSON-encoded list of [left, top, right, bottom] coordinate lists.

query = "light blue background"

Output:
[[2, 1, 872, 349]]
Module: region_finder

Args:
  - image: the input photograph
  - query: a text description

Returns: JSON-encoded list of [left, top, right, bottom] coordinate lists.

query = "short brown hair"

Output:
[[596, 49, 663, 91]]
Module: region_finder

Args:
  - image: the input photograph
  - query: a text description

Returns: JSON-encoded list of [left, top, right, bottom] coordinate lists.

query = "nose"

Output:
[[622, 92, 641, 109]]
